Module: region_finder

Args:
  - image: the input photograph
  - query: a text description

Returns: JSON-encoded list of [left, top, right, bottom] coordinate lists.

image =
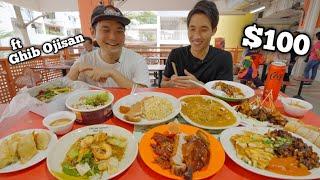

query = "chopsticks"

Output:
[[130, 83, 137, 95], [171, 62, 178, 76]]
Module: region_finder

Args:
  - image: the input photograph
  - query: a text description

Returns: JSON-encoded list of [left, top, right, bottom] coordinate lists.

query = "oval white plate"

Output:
[[46, 124, 138, 179], [0, 129, 58, 173], [204, 80, 255, 102], [179, 95, 240, 130], [112, 92, 181, 125], [220, 126, 320, 179]]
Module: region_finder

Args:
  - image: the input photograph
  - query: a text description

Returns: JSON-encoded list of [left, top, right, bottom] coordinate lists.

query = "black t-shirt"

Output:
[[164, 45, 233, 83]]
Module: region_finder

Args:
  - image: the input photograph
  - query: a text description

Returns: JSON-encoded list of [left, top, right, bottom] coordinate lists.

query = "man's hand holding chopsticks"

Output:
[[170, 69, 203, 88]]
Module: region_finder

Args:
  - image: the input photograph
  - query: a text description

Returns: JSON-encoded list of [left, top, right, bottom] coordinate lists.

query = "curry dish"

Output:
[[181, 96, 236, 127]]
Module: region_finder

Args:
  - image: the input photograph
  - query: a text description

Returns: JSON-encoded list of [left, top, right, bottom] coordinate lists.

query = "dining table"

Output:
[[31, 64, 72, 76], [0, 87, 320, 180], [147, 64, 166, 87]]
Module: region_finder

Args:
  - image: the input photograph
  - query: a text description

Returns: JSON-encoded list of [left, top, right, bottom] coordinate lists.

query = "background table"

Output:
[[31, 64, 72, 76], [147, 65, 166, 87], [1, 88, 320, 180]]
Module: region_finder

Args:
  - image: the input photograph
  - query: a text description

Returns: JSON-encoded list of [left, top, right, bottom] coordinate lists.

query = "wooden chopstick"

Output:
[[171, 62, 178, 76]]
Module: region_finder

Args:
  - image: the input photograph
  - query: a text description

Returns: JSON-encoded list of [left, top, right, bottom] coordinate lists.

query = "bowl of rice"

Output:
[[65, 90, 114, 124]]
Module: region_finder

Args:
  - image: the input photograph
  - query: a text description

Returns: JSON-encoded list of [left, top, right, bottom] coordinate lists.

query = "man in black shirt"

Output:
[[161, 0, 233, 88]]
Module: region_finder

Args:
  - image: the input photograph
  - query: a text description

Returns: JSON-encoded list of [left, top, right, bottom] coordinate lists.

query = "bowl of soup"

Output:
[[43, 111, 76, 135], [65, 90, 114, 125], [281, 97, 313, 117]]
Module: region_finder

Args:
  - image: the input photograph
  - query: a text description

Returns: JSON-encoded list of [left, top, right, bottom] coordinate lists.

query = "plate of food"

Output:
[[204, 80, 255, 102], [0, 129, 58, 173], [139, 122, 225, 179], [35, 86, 72, 103], [179, 95, 240, 130], [112, 92, 181, 125], [47, 124, 138, 180], [284, 119, 320, 148], [235, 98, 288, 127], [220, 126, 320, 179]]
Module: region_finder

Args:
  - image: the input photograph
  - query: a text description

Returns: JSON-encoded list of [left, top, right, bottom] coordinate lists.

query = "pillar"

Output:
[[77, 0, 111, 37]]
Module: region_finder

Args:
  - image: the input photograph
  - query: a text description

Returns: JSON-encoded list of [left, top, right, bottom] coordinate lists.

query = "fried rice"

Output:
[[142, 96, 173, 120]]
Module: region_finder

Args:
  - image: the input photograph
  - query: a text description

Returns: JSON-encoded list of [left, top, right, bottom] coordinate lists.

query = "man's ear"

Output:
[[211, 27, 217, 36], [90, 26, 96, 38]]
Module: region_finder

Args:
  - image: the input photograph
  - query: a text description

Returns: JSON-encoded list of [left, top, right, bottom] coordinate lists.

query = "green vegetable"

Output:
[[107, 136, 127, 148], [79, 152, 99, 176], [67, 148, 79, 160], [263, 138, 273, 144], [53, 171, 88, 180], [84, 93, 108, 106], [62, 163, 80, 177], [273, 136, 292, 147], [80, 152, 93, 165]]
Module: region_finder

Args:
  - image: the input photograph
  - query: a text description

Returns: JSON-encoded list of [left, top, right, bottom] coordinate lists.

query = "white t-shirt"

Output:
[[74, 47, 150, 87]]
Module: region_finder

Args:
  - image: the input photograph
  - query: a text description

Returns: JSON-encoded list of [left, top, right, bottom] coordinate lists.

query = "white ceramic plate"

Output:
[[47, 124, 138, 180], [112, 92, 181, 125], [204, 80, 255, 102], [179, 95, 240, 130], [220, 126, 320, 179], [0, 129, 58, 173]]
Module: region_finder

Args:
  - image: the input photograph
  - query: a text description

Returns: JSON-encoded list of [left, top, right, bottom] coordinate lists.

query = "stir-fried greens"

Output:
[[84, 93, 109, 107], [61, 132, 127, 179], [72, 93, 109, 110], [35, 86, 71, 102]]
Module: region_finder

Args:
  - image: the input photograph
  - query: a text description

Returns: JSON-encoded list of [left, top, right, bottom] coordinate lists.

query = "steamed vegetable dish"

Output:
[[61, 132, 127, 179]]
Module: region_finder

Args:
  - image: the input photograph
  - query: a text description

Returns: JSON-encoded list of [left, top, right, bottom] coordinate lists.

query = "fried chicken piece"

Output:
[[151, 132, 175, 169], [182, 130, 210, 179]]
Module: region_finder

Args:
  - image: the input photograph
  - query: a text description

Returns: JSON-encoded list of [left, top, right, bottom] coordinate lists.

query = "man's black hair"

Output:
[[187, 0, 219, 30]]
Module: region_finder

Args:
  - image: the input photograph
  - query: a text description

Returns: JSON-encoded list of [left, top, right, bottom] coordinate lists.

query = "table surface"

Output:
[[1, 88, 320, 180]]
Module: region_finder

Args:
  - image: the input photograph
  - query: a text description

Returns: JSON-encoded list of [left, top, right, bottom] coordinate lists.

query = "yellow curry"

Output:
[[181, 96, 236, 127]]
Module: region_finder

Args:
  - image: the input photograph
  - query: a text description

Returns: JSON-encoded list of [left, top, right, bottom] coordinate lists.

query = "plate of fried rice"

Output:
[[112, 92, 181, 125]]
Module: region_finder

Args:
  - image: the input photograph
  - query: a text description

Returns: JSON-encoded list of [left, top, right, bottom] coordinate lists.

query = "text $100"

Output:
[[241, 24, 311, 56]]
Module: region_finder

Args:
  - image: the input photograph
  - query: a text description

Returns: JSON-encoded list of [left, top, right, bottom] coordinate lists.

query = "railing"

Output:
[[0, 55, 63, 103], [0, 45, 243, 103]]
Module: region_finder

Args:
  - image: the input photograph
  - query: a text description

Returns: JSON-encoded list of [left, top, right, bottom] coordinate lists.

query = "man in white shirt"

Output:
[[80, 36, 97, 56], [67, 5, 150, 88]]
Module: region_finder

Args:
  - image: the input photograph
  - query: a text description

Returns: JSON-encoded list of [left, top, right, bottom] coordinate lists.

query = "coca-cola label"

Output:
[[269, 72, 284, 80]]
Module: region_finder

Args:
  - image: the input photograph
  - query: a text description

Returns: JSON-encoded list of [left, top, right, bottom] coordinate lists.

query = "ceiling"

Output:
[[2, 0, 251, 13], [2, 0, 303, 27]]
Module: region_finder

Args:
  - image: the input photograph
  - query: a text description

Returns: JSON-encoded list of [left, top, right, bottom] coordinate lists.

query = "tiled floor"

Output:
[[284, 79, 320, 115]]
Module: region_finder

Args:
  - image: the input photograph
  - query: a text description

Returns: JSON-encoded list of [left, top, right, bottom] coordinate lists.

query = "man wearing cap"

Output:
[[67, 5, 150, 88]]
